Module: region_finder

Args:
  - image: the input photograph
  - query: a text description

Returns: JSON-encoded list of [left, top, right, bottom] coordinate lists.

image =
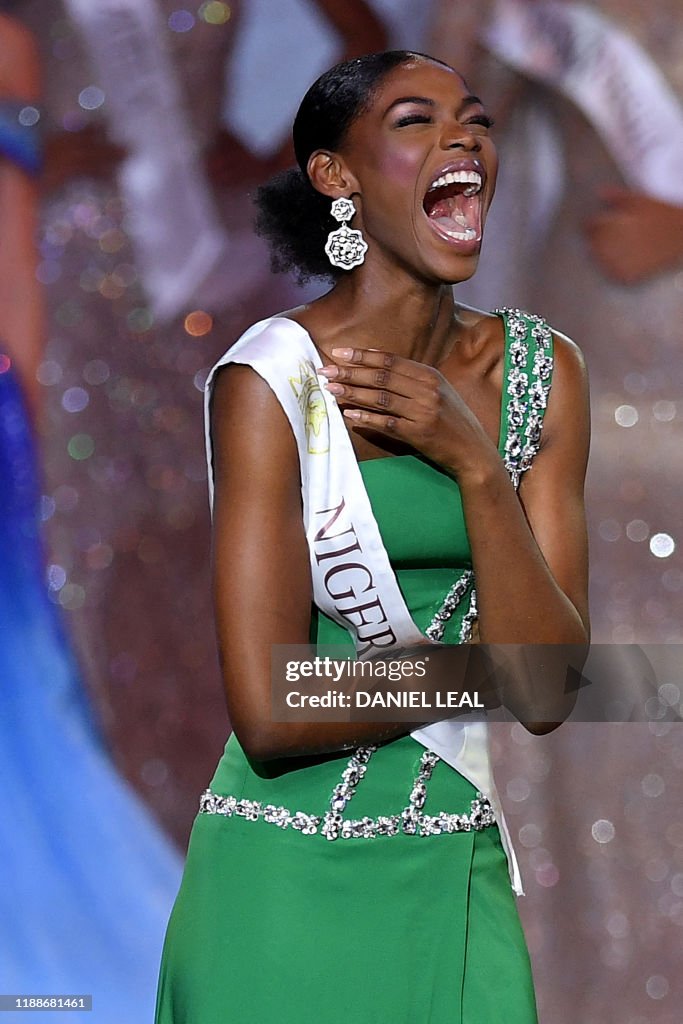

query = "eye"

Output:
[[466, 114, 495, 129], [394, 113, 433, 128]]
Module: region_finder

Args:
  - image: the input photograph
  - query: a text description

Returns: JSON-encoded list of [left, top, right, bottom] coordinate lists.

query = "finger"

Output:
[[343, 408, 406, 436], [583, 212, 632, 237], [325, 382, 416, 419], [330, 346, 436, 382], [595, 183, 634, 207], [319, 362, 419, 398]]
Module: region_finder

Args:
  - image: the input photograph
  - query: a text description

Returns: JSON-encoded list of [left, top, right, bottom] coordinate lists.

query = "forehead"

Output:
[[369, 59, 469, 115]]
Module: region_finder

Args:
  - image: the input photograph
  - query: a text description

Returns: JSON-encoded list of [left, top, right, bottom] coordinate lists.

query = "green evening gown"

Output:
[[155, 310, 549, 1023]]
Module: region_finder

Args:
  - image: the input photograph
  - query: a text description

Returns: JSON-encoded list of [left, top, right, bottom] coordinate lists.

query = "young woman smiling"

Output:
[[155, 50, 590, 1024]]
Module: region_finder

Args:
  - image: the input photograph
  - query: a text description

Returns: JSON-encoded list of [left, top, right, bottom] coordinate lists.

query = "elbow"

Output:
[[233, 721, 293, 762], [521, 719, 565, 736]]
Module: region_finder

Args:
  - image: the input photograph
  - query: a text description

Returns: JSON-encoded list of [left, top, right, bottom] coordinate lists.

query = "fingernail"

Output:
[[343, 409, 361, 420], [318, 366, 339, 378], [325, 382, 345, 395], [331, 348, 354, 360]]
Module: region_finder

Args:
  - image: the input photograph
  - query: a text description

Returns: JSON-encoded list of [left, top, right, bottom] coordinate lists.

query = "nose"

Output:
[[440, 121, 481, 152]]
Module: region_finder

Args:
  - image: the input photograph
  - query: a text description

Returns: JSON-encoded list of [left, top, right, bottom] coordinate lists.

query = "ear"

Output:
[[307, 150, 359, 200]]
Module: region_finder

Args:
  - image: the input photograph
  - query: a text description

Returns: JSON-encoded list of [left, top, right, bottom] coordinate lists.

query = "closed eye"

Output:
[[395, 113, 494, 130], [394, 114, 433, 128], [466, 114, 495, 129]]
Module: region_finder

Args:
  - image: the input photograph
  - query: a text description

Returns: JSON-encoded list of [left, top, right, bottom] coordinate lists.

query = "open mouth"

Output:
[[422, 166, 484, 244]]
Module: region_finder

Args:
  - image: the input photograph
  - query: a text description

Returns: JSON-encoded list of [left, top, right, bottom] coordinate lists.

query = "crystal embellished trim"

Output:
[[494, 307, 554, 493], [199, 747, 496, 839], [424, 569, 474, 642], [423, 308, 553, 642]]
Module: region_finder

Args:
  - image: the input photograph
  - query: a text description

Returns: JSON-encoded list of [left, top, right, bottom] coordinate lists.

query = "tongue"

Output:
[[428, 193, 480, 233]]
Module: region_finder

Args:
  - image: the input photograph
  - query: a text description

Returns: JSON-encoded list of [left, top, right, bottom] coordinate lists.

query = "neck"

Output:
[[316, 258, 466, 364]]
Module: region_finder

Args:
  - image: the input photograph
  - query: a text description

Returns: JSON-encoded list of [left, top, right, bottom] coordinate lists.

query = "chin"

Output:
[[424, 249, 482, 286]]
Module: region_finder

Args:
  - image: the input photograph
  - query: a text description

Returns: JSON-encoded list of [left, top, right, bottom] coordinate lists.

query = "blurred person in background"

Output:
[[428, 0, 683, 644], [427, 3, 683, 1023], [0, 8, 180, 1023], [14, 0, 391, 848], [0, 5, 43, 418]]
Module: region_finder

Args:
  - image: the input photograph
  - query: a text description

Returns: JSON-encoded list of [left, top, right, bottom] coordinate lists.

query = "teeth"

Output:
[[428, 169, 482, 193], [439, 227, 478, 241]]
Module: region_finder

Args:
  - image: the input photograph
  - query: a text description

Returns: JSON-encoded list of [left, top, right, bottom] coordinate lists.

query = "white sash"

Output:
[[484, 0, 683, 205], [65, 0, 230, 321], [204, 316, 523, 895]]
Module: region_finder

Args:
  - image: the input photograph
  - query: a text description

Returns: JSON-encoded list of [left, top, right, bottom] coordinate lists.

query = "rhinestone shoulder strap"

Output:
[[494, 307, 555, 491], [425, 308, 555, 642]]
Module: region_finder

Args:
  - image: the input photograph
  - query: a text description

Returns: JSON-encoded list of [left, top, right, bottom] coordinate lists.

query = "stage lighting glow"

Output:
[[615, 404, 639, 427], [199, 2, 231, 26], [18, 106, 40, 126], [184, 310, 213, 336], [650, 533, 675, 558], [78, 86, 105, 110], [68, 433, 95, 460], [169, 10, 195, 33]]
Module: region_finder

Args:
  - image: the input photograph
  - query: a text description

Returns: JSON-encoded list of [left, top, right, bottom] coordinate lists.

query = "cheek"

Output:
[[372, 143, 421, 191], [360, 144, 424, 235], [362, 138, 428, 207]]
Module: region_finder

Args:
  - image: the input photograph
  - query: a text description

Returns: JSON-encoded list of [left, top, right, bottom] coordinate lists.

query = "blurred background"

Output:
[[1, 1, 682, 1021]]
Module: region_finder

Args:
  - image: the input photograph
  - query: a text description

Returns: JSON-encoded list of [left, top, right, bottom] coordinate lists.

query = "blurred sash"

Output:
[[484, 0, 683, 205], [65, 0, 230, 321]]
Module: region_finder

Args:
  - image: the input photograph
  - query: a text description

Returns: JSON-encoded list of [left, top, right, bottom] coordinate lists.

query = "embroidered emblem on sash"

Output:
[[288, 359, 330, 454]]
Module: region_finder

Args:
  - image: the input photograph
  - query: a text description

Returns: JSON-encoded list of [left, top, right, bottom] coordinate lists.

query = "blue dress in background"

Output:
[[0, 105, 181, 1024]]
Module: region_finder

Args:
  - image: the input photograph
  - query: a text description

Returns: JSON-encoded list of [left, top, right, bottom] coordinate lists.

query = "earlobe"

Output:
[[307, 150, 357, 199]]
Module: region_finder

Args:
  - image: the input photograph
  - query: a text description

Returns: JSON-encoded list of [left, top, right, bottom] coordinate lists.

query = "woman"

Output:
[[155, 50, 590, 1023]]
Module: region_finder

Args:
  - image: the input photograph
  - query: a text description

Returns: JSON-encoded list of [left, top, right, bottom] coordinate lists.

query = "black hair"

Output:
[[253, 50, 451, 285]]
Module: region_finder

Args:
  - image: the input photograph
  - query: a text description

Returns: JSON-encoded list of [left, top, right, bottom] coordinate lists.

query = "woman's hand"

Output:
[[584, 186, 683, 284], [319, 347, 498, 481]]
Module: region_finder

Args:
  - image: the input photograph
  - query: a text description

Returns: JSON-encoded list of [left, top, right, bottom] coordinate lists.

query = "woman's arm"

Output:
[[584, 186, 683, 284], [459, 332, 590, 731], [210, 364, 426, 761], [320, 328, 590, 731], [462, 332, 590, 643]]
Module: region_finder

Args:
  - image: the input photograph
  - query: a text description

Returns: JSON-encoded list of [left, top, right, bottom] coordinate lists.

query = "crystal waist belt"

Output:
[[198, 746, 496, 840]]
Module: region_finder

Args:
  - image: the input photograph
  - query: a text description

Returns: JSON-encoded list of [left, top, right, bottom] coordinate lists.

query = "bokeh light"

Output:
[[78, 86, 105, 110], [592, 819, 616, 844], [615, 404, 639, 427], [199, 1, 231, 25], [650, 533, 675, 558], [67, 433, 95, 460], [18, 105, 40, 126], [168, 10, 195, 33], [184, 310, 213, 337]]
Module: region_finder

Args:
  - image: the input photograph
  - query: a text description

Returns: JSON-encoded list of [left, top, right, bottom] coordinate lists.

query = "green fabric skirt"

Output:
[[155, 735, 537, 1023]]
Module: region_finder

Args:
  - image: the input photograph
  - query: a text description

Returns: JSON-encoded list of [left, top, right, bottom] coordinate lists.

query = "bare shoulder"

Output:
[[548, 327, 590, 410], [211, 358, 294, 436], [541, 326, 591, 456], [211, 360, 277, 417], [551, 326, 588, 377], [209, 361, 299, 492]]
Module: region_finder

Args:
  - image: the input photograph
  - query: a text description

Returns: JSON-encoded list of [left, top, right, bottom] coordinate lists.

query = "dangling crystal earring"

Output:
[[325, 197, 368, 270]]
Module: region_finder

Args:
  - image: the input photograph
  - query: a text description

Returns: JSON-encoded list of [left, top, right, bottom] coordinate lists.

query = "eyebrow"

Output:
[[384, 94, 485, 116]]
